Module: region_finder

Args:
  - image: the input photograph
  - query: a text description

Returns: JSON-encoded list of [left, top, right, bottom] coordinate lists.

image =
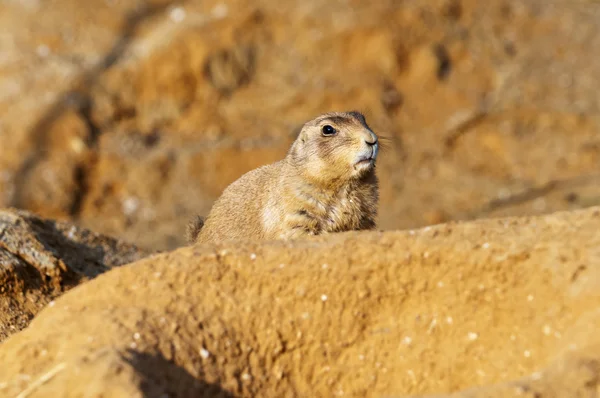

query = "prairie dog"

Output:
[[187, 111, 379, 244]]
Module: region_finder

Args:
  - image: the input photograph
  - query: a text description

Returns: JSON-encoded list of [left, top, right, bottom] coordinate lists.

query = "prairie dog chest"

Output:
[[301, 187, 365, 232], [323, 193, 364, 231], [278, 181, 374, 238]]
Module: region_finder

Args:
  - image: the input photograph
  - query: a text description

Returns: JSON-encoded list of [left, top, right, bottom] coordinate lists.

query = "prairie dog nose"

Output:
[[363, 130, 378, 145]]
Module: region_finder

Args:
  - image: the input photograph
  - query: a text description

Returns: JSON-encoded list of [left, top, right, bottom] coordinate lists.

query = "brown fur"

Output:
[[185, 215, 205, 244], [187, 111, 380, 244]]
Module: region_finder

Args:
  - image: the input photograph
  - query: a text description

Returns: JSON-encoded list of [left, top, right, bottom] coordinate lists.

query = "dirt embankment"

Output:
[[1, 0, 600, 251], [0, 209, 150, 342], [1, 207, 599, 397]]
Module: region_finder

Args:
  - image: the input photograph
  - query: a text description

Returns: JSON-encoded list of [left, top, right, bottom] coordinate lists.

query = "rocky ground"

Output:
[[1, 0, 600, 396], [1, 0, 600, 251]]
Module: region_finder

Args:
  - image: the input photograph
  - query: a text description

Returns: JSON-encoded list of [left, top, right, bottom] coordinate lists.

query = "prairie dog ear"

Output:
[[298, 128, 309, 144], [289, 127, 308, 160], [291, 122, 309, 144]]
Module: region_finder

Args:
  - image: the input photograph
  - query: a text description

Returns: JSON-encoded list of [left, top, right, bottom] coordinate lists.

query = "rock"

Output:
[[1, 207, 599, 397], [2, 0, 600, 251], [0, 208, 151, 342]]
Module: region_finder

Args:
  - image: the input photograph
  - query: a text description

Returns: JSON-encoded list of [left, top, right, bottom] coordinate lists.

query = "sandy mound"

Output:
[[1, 207, 599, 397], [0, 208, 150, 342]]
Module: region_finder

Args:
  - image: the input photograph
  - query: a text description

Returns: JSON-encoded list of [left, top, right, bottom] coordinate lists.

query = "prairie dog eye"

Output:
[[321, 125, 337, 136]]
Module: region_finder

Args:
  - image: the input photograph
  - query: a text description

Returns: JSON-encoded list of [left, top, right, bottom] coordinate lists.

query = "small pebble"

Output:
[[514, 386, 528, 395], [200, 348, 210, 359], [533, 198, 546, 211], [169, 6, 186, 22], [321, 294, 328, 302], [542, 325, 552, 335], [122, 197, 139, 215], [211, 4, 228, 18], [467, 332, 479, 341], [498, 188, 511, 200], [36, 44, 50, 57], [427, 318, 437, 333], [250, 253, 257, 260]]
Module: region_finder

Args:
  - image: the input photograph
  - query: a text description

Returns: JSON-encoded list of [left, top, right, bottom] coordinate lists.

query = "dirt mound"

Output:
[[0, 208, 151, 342], [1, 207, 599, 397], [1, 0, 600, 251]]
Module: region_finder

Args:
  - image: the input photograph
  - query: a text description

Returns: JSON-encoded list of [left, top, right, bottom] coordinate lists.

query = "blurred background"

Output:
[[1, 0, 599, 251]]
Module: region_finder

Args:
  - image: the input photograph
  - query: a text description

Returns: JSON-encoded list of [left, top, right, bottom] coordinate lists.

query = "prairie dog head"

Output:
[[289, 111, 379, 185]]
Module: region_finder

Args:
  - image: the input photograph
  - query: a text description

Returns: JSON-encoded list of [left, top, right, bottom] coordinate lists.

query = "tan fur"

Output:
[[187, 111, 380, 244]]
